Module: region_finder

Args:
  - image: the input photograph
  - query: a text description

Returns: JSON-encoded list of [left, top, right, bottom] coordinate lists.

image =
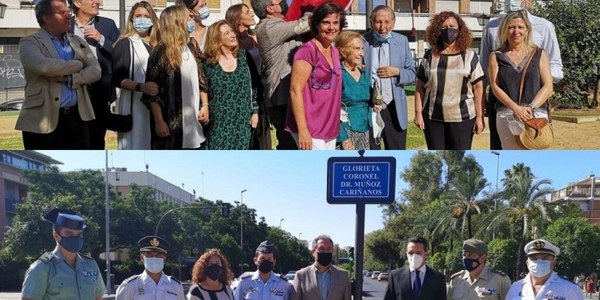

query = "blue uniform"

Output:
[[234, 271, 291, 300], [21, 247, 106, 300], [115, 271, 185, 300], [506, 272, 584, 300]]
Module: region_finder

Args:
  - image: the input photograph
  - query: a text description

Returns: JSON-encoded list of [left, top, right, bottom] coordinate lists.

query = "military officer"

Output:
[[115, 236, 185, 300], [506, 239, 584, 300], [447, 239, 511, 299], [234, 240, 291, 300], [21, 208, 106, 300]]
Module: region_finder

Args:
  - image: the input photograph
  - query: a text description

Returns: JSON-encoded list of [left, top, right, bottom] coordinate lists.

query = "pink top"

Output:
[[285, 40, 342, 140]]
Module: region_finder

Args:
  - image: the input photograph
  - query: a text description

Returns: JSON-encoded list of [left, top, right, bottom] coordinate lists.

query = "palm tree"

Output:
[[443, 168, 489, 238]]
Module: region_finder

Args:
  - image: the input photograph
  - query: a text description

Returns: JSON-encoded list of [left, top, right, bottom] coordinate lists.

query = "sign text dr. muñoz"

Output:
[[327, 156, 396, 204]]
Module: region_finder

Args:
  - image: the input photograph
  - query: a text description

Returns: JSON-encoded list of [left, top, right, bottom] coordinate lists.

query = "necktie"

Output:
[[413, 270, 422, 299], [378, 42, 393, 105]]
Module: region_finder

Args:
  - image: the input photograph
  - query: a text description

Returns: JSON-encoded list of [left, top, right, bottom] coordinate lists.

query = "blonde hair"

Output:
[[497, 10, 533, 52], [158, 4, 189, 70], [335, 31, 363, 60], [203, 20, 239, 65], [117, 1, 160, 47]]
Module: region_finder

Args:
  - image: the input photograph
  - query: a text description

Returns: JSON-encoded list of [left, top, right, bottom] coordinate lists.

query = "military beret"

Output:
[[462, 239, 488, 255], [43, 208, 86, 230], [138, 236, 170, 254], [256, 240, 275, 254], [525, 239, 560, 256]]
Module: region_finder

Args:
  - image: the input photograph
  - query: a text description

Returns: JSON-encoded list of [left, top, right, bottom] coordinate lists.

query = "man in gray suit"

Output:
[[364, 5, 416, 150], [251, 0, 311, 149], [16, 0, 100, 149], [292, 234, 351, 300]]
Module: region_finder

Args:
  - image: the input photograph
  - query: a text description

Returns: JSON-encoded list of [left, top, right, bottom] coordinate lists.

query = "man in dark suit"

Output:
[[69, 0, 119, 149], [384, 236, 447, 300]]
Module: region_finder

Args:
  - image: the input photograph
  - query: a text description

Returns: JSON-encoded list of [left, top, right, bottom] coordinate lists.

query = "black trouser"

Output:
[[423, 113, 476, 150], [488, 92, 502, 150], [86, 101, 108, 150], [23, 106, 90, 149], [369, 101, 407, 150], [267, 76, 297, 150]]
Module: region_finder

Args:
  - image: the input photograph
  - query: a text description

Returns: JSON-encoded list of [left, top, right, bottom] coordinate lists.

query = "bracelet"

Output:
[[201, 103, 209, 107]]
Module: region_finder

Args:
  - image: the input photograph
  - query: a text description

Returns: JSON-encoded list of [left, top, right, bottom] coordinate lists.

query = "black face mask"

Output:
[[317, 252, 333, 266], [206, 264, 222, 281], [463, 257, 482, 272], [279, 0, 289, 16], [440, 27, 459, 44], [258, 260, 274, 273]]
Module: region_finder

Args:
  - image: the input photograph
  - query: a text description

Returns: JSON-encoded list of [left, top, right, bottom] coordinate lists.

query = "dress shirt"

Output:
[[316, 267, 332, 300], [46, 30, 77, 107], [73, 18, 105, 59], [410, 264, 427, 289]]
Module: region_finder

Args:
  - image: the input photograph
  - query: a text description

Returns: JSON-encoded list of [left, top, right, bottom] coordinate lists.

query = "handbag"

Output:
[[516, 48, 554, 150], [106, 39, 135, 133]]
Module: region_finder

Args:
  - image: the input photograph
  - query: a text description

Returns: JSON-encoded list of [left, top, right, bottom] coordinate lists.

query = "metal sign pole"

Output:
[[355, 203, 365, 299]]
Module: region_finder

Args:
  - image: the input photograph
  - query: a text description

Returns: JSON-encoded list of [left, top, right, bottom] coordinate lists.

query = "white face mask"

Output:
[[505, 0, 522, 12], [528, 259, 552, 277], [144, 257, 164, 274], [408, 254, 424, 270]]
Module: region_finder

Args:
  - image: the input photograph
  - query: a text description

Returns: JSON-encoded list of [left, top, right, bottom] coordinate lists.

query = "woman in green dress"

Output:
[[202, 20, 259, 150]]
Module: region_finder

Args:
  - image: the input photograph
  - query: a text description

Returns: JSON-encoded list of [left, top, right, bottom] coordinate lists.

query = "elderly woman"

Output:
[[141, 5, 205, 149], [225, 4, 271, 150], [188, 248, 234, 300], [285, 2, 346, 150], [334, 31, 372, 150], [112, 1, 159, 150], [489, 10, 553, 149], [202, 20, 260, 149], [414, 11, 485, 150]]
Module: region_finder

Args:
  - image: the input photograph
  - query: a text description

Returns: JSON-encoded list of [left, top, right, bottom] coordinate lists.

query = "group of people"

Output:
[[17, 0, 562, 150], [21, 207, 585, 300]]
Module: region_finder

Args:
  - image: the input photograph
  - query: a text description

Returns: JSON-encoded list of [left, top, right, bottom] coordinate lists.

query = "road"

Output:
[[362, 275, 388, 299]]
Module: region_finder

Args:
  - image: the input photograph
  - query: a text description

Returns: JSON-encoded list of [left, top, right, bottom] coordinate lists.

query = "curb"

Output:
[[553, 115, 600, 124]]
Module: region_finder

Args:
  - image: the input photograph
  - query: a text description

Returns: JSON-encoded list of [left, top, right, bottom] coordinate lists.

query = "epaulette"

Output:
[[240, 273, 252, 280], [122, 275, 140, 284], [279, 274, 288, 281], [492, 269, 507, 276], [169, 276, 181, 284], [39, 252, 54, 263], [451, 270, 465, 279], [79, 253, 94, 260]]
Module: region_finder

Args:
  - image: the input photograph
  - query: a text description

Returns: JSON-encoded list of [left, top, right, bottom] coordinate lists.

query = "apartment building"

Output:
[[0, 150, 61, 244], [550, 175, 600, 226]]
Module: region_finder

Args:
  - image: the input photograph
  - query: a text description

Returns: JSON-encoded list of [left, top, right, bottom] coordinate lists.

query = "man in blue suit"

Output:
[[69, 0, 119, 149], [364, 5, 416, 150]]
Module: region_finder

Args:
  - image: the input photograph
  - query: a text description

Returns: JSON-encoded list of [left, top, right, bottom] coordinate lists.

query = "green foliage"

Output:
[[487, 238, 519, 280], [545, 216, 600, 279], [534, 0, 600, 108], [400, 151, 444, 209]]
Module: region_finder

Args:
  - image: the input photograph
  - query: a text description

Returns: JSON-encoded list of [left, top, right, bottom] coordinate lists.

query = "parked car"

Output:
[[0, 98, 23, 111], [377, 272, 389, 281], [371, 271, 381, 279], [366, 271, 373, 277], [285, 273, 295, 284]]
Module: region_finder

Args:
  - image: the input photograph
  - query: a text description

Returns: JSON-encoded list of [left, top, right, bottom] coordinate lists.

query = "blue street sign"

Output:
[[326, 156, 396, 204]]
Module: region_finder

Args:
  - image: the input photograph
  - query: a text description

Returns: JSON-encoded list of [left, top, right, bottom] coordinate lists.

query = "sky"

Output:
[[38, 150, 600, 248]]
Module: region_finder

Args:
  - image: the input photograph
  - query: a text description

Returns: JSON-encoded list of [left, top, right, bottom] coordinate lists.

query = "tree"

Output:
[[400, 151, 444, 209], [487, 238, 519, 280], [443, 168, 489, 238]]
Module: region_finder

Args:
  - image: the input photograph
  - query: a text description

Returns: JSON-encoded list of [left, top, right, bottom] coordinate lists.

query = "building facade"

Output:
[[550, 175, 600, 226], [0, 150, 61, 244]]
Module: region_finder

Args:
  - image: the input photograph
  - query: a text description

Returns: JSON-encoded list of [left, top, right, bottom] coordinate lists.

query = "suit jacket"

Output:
[[383, 266, 447, 300], [363, 31, 416, 130], [292, 264, 351, 300], [16, 30, 101, 134], [70, 15, 120, 106]]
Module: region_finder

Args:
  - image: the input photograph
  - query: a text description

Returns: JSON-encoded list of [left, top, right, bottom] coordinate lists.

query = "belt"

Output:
[[60, 105, 78, 115]]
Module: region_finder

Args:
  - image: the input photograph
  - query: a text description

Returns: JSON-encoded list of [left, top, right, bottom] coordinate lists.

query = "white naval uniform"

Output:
[[505, 272, 584, 300], [115, 271, 185, 300]]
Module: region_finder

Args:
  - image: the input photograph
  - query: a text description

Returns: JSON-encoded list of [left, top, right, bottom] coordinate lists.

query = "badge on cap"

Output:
[[533, 240, 545, 250], [138, 236, 169, 254]]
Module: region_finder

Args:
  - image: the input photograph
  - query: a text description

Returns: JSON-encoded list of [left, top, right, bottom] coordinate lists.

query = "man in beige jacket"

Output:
[[17, 0, 100, 149]]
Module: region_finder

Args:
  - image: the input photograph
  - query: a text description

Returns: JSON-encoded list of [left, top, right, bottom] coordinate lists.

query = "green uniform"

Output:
[[447, 266, 511, 300], [22, 247, 107, 300]]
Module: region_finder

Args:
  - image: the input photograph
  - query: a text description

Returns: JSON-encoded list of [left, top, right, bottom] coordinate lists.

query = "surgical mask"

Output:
[[528, 259, 552, 277], [187, 19, 196, 33], [206, 264, 222, 280], [373, 31, 392, 44], [463, 257, 481, 272], [132, 17, 153, 33], [279, 0, 288, 16], [144, 257, 164, 274], [408, 254, 424, 270], [317, 252, 333, 266], [258, 260, 274, 273], [196, 6, 210, 20], [59, 235, 84, 253], [440, 27, 459, 44], [506, 0, 522, 12]]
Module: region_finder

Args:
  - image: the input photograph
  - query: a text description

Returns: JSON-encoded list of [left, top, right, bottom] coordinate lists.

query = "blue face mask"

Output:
[[528, 259, 552, 277], [374, 31, 392, 44], [187, 19, 196, 34], [59, 235, 84, 253], [132, 17, 153, 33], [505, 0, 522, 12], [196, 6, 210, 20]]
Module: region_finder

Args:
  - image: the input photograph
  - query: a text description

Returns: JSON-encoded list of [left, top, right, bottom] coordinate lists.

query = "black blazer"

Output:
[[70, 16, 120, 105], [383, 266, 447, 300]]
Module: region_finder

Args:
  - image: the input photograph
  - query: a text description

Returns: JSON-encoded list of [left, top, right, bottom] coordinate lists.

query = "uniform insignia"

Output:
[[137, 286, 144, 295], [244, 286, 257, 298], [544, 291, 566, 300], [476, 287, 497, 296], [39, 252, 54, 263], [82, 271, 98, 278], [150, 238, 160, 247], [270, 288, 285, 296], [450, 270, 465, 279], [492, 269, 506, 276], [533, 240, 545, 250], [166, 291, 177, 296], [123, 275, 140, 284]]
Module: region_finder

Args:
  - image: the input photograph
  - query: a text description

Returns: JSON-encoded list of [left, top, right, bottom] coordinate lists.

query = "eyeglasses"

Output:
[[52, 10, 73, 17], [311, 45, 335, 90]]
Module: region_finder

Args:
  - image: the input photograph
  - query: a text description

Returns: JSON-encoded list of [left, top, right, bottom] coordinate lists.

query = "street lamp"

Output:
[[491, 151, 500, 239], [0, 2, 7, 19], [240, 189, 247, 274], [279, 218, 285, 228], [477, 13, 491, 27]]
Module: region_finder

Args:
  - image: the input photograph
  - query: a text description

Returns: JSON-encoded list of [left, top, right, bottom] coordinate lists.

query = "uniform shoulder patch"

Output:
[[240, 273, 252, 280], [39, 252, 54, 263], [451, 270, 465, 279], [79, 253, 94, 260], [492, 269, 507, 276], [169, 276, 181, 284], [122, 275, 140, 284]]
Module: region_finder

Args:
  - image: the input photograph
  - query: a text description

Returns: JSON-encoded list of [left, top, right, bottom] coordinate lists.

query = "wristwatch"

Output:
[[135, 83, 142, 92], [526, 103, 536, 110]]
